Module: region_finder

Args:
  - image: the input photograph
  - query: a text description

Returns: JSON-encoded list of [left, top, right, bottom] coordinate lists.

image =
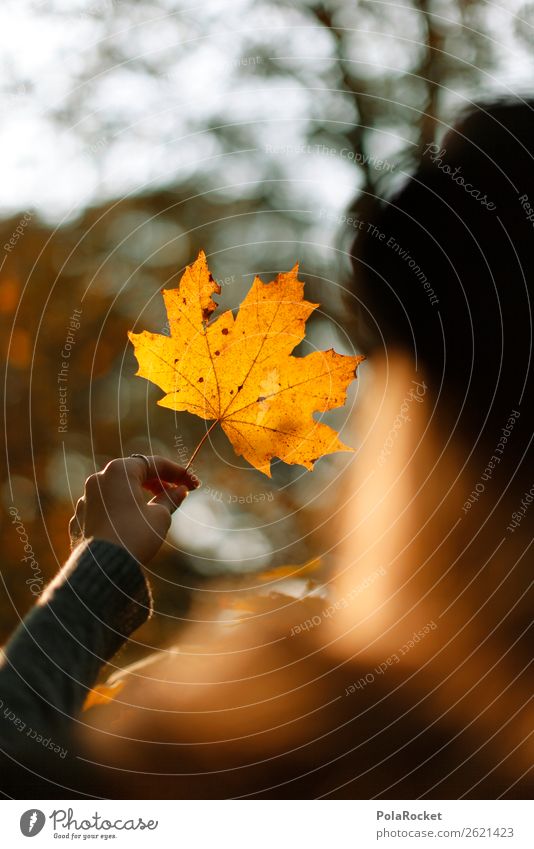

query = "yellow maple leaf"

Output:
[[128, 251, 364, 476]]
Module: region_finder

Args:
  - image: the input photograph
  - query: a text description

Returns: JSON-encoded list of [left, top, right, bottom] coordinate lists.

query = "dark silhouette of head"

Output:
[[351, 99, 533, 471]]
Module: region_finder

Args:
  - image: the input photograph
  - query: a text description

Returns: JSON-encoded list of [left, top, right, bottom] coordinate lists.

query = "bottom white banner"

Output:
[[0, 800, 532, 848]]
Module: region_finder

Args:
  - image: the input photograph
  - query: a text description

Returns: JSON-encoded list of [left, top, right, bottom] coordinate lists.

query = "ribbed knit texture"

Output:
[[0, 539, 152, 756], [40, 538, 153, 658]]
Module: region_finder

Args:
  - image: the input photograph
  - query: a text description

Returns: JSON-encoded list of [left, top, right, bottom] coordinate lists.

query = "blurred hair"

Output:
[[350, 98, 534, 475]]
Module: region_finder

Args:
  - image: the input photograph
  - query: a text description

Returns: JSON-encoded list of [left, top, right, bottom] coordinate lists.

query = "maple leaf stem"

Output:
[[185, 419, 219, 470]]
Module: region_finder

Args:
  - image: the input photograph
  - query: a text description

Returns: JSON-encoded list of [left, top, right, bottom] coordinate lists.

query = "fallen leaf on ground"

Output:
[[83, 680, 125, 711], [256, 556, 322, 582]]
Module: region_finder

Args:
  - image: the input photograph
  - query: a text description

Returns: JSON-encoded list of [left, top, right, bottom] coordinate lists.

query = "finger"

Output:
[[121, 455, 199, 490], [148, 484, 189, 513], [68, 515, 81, 542], [69, 496, 86, 546], [71, 495, 85, 526], [143, 475, 200, 496], [147, 503, 174, 538]]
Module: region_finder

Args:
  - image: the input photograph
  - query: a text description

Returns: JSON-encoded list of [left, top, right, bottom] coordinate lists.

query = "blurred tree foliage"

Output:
[[1, 0, 527, 651]]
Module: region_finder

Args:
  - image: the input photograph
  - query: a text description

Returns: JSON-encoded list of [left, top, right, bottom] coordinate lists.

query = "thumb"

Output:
[[149, 484, 189, 513]]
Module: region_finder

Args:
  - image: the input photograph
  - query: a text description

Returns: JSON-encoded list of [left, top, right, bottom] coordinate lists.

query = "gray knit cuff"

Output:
[[40, 539, 153, 659]]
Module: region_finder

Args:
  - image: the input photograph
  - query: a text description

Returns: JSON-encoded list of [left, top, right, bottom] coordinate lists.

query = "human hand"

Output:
[[69, 455, 199, 563]]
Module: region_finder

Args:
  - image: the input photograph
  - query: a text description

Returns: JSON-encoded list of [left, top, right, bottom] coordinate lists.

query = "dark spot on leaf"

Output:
[[215, 350, 220, 356], [222, 327, 229, 335], [230, 389, 234, 394], [208, 273, 214, 282], [237, 384, 243, 391], [182, 297, 186, 304], [198, 377, 204, 383], [258, 396, 266, 402]]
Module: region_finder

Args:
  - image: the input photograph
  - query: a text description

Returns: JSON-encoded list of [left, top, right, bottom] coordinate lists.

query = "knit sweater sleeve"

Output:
[[0, 538, 152, 750]]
